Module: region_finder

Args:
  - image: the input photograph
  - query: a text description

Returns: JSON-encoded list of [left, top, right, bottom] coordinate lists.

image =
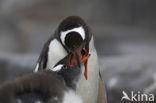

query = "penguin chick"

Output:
[[0, 71, 64, 103], [0, 58, 82, 103]]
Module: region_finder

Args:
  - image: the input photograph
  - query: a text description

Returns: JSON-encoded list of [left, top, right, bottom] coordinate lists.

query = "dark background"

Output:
[[0, 0, 156, 103]]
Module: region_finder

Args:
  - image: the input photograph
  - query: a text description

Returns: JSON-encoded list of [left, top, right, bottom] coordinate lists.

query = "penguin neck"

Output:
[[76, 36, 99, 103], [47, 39, 68, 69]]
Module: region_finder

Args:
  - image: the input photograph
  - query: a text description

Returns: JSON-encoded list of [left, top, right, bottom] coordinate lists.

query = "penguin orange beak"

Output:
[[68, 48, 90, 80]]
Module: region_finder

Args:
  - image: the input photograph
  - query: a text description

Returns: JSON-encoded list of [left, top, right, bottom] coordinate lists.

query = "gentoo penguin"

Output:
[[35, 16, 107, 103], [0, 57, 82, 103]]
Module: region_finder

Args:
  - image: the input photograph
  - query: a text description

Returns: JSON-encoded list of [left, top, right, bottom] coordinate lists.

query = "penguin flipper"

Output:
[[35, 37, 55, 72]]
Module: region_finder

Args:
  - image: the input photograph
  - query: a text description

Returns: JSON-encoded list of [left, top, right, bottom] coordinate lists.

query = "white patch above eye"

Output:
[[60, 26, 85, 45], [51, 64, 63, 72]]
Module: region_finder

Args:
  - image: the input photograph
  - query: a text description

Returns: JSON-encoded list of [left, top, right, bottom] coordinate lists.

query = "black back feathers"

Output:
[[58, 16, 86, 32]]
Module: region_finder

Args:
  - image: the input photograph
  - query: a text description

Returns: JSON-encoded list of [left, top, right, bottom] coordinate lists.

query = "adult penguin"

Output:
[[35, 16, 107, 103]]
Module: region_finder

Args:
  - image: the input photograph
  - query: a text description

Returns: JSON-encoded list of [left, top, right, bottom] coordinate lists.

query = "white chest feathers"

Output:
[[76, 36, 99, 103], [47, 39, 67, 69], [63, 90, 83, 103]]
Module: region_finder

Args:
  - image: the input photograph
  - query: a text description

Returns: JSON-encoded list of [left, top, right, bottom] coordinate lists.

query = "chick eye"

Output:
[[62, 65, 68, 69]]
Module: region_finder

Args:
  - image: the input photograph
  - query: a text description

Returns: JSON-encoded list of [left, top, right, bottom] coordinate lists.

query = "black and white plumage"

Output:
[[34, 16, 107, 103], [0, 57, 82, 103], [35, 16, 91, 72]]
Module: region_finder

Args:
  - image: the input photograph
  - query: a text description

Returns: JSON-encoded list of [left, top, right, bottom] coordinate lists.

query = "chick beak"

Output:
[[75, 53, 81, 68]]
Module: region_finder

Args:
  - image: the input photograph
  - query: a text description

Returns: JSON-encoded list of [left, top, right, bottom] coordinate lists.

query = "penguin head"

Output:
[[58, 16, 91, 74], [50, 56, 81, 90], [58, 16, 86, 52]]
